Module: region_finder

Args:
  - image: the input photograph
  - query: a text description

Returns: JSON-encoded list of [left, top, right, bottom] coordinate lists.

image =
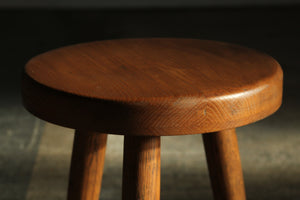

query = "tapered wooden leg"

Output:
[[122, 136, 161, 200], [202, 129, 246, 200], [67, 130, 107, 200]]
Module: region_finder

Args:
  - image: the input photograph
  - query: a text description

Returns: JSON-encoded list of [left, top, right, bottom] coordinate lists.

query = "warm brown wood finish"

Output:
[[22, 38, 283, 136], [122, 136, 161, 200], [67, 131, 107, 200], [22, 38, 283, 200], [202, 129, 246, 200]]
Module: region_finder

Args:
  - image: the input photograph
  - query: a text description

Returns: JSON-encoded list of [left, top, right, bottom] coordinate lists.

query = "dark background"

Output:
[[1, 6, 300, 104], [1, 1, 300, 200]]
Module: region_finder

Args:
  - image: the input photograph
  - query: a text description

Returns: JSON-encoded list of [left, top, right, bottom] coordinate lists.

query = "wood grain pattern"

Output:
[[122, 136, 160, 200], [22, 38, 283, 135], [202, 129, 246, 200], [67, 131, 107, 200]]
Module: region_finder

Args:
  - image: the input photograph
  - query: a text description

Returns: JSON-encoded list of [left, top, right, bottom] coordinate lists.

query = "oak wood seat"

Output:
[[22, 38, 283, 136], [22, 38, 283, 200]]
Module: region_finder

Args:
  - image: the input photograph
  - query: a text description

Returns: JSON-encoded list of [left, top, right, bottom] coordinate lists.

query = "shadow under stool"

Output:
[[22, 38, 283, 200]]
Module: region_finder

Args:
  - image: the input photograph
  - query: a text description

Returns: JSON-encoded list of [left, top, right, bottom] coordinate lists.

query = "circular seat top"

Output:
[[23, 38, 283, 136]]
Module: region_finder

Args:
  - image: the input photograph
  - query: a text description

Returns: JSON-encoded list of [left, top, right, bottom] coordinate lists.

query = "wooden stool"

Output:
[[22, 38, 283, 200]]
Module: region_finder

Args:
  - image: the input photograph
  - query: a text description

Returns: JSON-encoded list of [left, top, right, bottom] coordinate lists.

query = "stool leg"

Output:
[[202, 129, 246, 200], [67, 130, 107, 200], [122, 136, 161, 200]]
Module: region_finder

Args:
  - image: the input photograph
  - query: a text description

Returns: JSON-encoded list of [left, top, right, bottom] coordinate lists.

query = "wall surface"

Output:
[[0, 7, 299, 102], [1, 0, 299, 8]]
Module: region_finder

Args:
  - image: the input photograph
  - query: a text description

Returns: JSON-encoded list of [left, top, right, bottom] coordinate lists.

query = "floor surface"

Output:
[[1, 91, 300, 200]]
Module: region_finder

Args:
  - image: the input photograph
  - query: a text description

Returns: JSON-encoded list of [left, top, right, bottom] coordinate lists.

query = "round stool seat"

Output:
[[22, 38, 283, 136]]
